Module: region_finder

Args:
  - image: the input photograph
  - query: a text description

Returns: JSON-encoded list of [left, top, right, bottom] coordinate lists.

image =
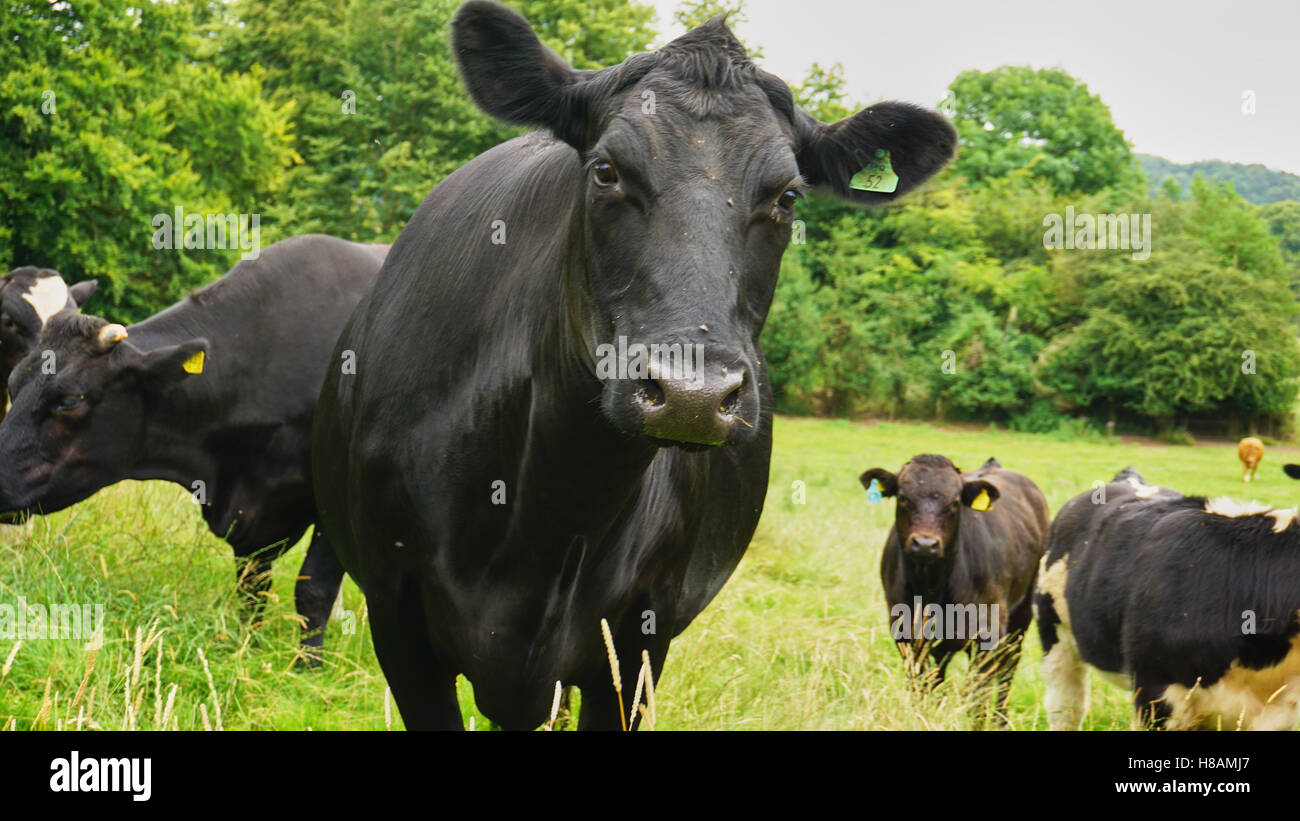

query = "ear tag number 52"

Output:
[[850, 149, 899, 194]]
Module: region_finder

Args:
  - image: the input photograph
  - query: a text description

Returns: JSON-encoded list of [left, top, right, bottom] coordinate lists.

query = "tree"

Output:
[[0, 0, 296, 320], [946, 66, 1142, 196], [1256, 200, 1300, 304], [213, 0, 657, 243], [1035, 231, 1299, 429]]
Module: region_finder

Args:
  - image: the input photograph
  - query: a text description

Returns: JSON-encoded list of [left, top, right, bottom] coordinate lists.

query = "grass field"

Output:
[[3, 415, 1298, 730]]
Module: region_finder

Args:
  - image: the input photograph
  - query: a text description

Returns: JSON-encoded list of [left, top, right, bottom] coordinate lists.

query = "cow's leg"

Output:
[[1038, 596, 1087, 730], [577, 617, 671, 731], [973, 592, 1035, 725], [368, 580, 463, 730], [970, 630, 1025, 728], [1042, 636, 1087, 730], [293, 526, 346, 667]]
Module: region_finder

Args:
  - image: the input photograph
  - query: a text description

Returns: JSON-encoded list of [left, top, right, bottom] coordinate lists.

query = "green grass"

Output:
[[3, 415, 1297, 730]]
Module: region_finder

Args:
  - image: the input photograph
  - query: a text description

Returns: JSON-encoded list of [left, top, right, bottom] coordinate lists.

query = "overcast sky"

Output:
[[649, 0, 1300, 175]]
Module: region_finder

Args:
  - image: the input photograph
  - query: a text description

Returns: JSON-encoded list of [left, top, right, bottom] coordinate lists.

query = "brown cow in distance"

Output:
[[1238, 436, 1264, 482], [859, 455, 1048, 723]]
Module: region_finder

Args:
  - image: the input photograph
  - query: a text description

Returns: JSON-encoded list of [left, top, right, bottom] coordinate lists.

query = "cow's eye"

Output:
[[0, 314, 14, 332], [776, 190, 799, 210], [54, 395, 84, 413], [592, 160, 619, 186]]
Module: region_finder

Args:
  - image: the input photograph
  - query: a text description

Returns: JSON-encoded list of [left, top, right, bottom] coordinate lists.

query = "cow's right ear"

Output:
[[859, 468, 898, 497], [1284, 464, 1300, 480], [452, 0, 590, 148], [69, 279, 98, 307], [135, 338, 209, 389]]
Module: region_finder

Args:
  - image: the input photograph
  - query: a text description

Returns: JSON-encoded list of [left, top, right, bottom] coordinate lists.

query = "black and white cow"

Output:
[[0, 235, 386, 658], [1037, 467, 1300, 729], [311, 1, 956, 729], [1, 267, 97, 419], [859, 455, 1047, 718]]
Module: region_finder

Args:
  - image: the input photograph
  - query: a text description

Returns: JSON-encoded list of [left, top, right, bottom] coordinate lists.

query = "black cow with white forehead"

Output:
[[0, 235, 387, 659], [312, 0, 956, 729], [0, 267, 97, 420]]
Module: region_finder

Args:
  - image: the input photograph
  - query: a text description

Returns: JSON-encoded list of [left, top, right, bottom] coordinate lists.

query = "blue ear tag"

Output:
[[866, 479, 883, 504]]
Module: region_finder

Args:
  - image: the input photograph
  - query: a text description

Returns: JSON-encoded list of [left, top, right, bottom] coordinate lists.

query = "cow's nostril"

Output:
[[633, 379, 665, 408], [719, 382, 743, 416]]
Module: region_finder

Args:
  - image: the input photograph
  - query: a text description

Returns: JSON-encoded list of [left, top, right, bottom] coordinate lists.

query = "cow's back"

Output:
[[134, 234, 386, 427]]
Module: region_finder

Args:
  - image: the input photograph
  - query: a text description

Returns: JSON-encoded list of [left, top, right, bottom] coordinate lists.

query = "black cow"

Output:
[[312, 1, 956, 729], [859, 455, 1048, 718], [1, 267, 97, 419], [1036, 467, 1300, 729], [0, 235, 386, 658]]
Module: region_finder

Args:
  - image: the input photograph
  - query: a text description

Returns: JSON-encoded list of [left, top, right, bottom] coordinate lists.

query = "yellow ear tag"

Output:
[[970, 488, 991, 511], [182, 350, 205, 375]]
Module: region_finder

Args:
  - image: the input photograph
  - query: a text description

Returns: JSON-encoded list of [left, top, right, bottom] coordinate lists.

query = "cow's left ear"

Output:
[[795, 102, 957, 205], [452, 0, 593, 149], [961, 480, 1000, 511], [135, 338, 209, 389], [69, 279, 98, 307], [1284, 464, 1300, 480]]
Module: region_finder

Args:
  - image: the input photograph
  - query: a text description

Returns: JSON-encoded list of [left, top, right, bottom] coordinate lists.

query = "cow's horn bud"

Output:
[[98, 323, 128, 349]]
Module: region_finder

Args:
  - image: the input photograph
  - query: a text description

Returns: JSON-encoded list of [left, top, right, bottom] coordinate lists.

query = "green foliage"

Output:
[[791, 62, 855, 123], [1259, 200, 1300, 307], [1184, 176, 1284, 278], [214, 0, 657, 243], [935, 306, 1042, 418], [946, 66, 1143, 196], [1034, 230, 1299, 426], [0, 0, 296, 321], [1139, 153, 1300, 205]]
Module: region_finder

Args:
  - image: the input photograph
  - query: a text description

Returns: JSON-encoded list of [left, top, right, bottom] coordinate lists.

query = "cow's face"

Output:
[[0, 268, 96, 392], [0, 311, 206, 516], [860, 455, 999, 561], [452, 0, 956, 447]]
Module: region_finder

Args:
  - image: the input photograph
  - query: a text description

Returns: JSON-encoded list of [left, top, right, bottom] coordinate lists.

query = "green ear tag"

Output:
[[849, 149, 899, 193], [970, 488, 991, 511]]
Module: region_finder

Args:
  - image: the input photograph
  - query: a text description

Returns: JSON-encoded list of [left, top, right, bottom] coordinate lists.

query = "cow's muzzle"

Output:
[[905, 534, 942, 560], [602, 346, 759, 447]]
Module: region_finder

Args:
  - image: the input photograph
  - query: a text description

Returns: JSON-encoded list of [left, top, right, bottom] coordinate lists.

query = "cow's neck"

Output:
[[494, 222, 662, 559]]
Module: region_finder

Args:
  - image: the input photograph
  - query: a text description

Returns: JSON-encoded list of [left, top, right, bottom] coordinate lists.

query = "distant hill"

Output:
[[1138, 154, 1300, 205]]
